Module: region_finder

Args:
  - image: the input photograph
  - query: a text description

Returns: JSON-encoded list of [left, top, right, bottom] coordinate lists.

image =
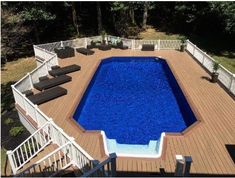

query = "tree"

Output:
[[17, 2, 56, 43], [142, 2, 149, 29], [209, 2, 235, 34], [72, 2, 79, 36], [97, 2, 103, 34]]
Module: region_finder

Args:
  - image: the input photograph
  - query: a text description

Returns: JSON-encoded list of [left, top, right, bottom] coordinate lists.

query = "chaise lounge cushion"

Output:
[[27, 86, 67, 105], [141, 44, 155, 51], [76, 48, 95, 55], [34, 75, 72, 91], [49, 64, 81, 77]]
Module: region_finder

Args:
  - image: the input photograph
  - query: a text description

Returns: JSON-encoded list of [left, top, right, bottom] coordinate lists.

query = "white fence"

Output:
[[186, 40, 235, 95]]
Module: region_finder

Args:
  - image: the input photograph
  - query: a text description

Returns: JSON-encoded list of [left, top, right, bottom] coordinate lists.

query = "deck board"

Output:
[[29, 49, 235, 175]]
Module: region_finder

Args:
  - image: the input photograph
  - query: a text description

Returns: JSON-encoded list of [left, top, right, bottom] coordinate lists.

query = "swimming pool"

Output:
[[73, 57, 196, 156]]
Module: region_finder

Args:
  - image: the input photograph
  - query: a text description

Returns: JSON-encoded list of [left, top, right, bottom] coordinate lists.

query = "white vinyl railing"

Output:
[[18, 142, 73, 177], [7, 119, 95, 175], [186, 40, 235, 95], [7, 122, 52, 174]]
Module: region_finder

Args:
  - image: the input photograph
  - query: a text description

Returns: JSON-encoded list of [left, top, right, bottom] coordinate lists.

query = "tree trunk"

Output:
[[97, 2, 103, 34], [34, 24, 40, 44], [129, 7, 135, 25], [142, 2, 148, 29], [72, 2, 79, 36]]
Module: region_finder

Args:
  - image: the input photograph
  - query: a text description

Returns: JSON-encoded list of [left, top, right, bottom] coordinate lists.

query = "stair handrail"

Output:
[[81, 153, 117, 177], [17, 142, 73, 177], [7, 121, 52, 174]]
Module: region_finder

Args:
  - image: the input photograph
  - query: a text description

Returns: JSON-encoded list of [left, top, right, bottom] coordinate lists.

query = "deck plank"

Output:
[[30, 49, 235, 175]]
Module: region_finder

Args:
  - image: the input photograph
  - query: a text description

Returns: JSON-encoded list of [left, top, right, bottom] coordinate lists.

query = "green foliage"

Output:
[[19, 7, 56, 22], [9, 126, 25, 137], [213, 61, 220, 72], [4, 118, 14, 125], [209, 2, 235, 34]]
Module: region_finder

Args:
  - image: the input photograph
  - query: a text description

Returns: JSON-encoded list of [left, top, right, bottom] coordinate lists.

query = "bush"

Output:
[[4, 118, 14, 125], [9, 126, 24, 137]]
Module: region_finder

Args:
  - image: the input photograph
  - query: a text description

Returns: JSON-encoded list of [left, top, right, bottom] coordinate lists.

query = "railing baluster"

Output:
[[16, 149, 21, 167], [27, 140, 32, 158], [23, 144, 28, 161], [20, 147, 25, 163], [58, 151, 62, 169]]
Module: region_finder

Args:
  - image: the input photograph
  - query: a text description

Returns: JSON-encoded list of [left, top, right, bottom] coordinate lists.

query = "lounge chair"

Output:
[[49, 64, 81, 77], [141, 44, 155, 51], [39, 75, 49, 82], [76, 48, 95, 55], [33, 75, 72, 91], [22, 90, 34, 97], [27, 86, 67, 105]]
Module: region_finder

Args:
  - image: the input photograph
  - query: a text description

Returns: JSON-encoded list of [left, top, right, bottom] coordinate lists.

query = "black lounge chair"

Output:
[[49, 64, 81, 77], [141, 44, 155, 51], [76, 48, 95, 55], [39, 75, 49, 82], [27, 86, 67, 105], [99, 44, 112, 51], [33, 75, 72, 91]]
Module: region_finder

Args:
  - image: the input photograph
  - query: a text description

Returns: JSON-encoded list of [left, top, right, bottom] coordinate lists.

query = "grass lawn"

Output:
[[1, 56, 36, 176], [1, 148, 7, 175], [139, 27, 235, 73]]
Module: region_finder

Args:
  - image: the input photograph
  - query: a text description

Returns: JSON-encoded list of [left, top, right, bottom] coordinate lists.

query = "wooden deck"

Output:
[[30, 49, 234, 175]]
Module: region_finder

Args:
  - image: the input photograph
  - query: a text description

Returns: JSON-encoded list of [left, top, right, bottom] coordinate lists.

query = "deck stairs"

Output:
[[6, 122, 76, 177], [7, 121, 117, 177]]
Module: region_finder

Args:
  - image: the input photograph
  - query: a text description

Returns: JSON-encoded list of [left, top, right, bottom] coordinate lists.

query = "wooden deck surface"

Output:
[[27, 49, 234, 175]]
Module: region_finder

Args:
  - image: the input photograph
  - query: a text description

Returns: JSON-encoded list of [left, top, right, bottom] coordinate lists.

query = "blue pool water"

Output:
[[73, 57, 196, 145]]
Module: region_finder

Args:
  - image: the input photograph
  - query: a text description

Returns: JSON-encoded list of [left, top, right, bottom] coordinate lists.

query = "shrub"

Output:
[[9, 126, 24, 137], [4, 118, 14, 125]]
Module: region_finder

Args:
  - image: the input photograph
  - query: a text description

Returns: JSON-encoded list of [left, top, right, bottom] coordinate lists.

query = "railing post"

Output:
[[84, 37, 88, 48], [69, 137, 76, 164], [229, 74, 235, 92], [34, 105, 39, 126], [193, 44, 196, 56], [109, 153, 117, 177], [132, 39, 135, 50], [7, 150, 17, 175], [28, 73, 33, 90], [184, 156, 193, 176], [175, 155, 185, 176], [202, 52, 206, 65], [158, 39, 160, 50], [61, 41, 63, 48]]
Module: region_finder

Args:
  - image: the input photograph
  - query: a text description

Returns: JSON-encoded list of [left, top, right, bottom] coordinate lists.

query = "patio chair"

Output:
[[76, 48, 95, 55], [99, 44, 112, 51], [54, 46, 75, 59], [117, 41, 128, 50], [27, 86, 67, 105], [49, 64, 81, 77], [141, 44, 155, 51], [33, 75, 72, 91]]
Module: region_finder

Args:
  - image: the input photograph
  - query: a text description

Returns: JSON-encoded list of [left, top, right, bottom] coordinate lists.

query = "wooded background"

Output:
[[1, 1, 235, 62]]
